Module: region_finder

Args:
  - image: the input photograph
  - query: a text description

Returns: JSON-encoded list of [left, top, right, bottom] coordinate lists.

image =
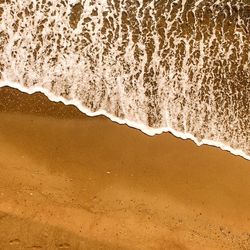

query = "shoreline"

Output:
[[0, 80, 249, 161]]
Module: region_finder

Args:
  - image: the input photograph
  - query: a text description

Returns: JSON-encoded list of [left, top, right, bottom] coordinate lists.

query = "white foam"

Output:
[[0, 1, 249, 161], [1, 80, 249, 161]]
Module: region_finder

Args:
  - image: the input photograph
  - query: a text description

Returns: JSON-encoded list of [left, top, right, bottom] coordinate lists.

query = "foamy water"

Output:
[[0, 0, 249, 160]]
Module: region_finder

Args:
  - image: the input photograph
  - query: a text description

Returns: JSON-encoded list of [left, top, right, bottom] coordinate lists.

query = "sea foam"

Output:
[[0, 0, 249, 160]]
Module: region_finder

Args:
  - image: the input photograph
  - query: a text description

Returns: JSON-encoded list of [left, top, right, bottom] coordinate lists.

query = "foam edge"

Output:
[[0, 80, 249, 161]]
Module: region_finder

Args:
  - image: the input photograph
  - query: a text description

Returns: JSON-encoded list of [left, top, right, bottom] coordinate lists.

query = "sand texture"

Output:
[[0, 87, 250, 250]]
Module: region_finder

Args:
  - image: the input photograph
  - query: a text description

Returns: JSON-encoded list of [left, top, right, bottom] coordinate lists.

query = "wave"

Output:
[[0, 0, 249, 160]]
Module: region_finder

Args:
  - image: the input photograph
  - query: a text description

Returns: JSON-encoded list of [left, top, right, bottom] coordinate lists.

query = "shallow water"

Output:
[[0, 0, 249, 159]]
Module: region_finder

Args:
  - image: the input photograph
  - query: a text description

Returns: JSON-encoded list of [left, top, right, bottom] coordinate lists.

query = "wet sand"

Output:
[[0, 86, 250, 250]]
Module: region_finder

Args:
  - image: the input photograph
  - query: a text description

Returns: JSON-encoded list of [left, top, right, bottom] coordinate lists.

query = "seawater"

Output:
[[0, 0, 249, 160]]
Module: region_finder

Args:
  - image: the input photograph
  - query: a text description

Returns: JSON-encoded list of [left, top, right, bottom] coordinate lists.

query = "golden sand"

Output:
[[0, 87, 250, 250]]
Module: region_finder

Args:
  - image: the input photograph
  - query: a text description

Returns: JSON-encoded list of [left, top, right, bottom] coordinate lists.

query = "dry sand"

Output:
[[0, 86, 250, 250]]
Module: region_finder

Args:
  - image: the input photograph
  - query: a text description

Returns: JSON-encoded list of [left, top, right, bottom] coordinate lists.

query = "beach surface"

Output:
[[0, 86, 250, 250]]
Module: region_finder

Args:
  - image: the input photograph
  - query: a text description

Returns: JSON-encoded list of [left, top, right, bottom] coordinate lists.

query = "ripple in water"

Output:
[[0, 0, 249, 159]]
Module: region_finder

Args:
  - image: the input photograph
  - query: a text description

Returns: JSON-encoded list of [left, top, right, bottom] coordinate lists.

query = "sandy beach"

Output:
[[0, 86, 250, 250]]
